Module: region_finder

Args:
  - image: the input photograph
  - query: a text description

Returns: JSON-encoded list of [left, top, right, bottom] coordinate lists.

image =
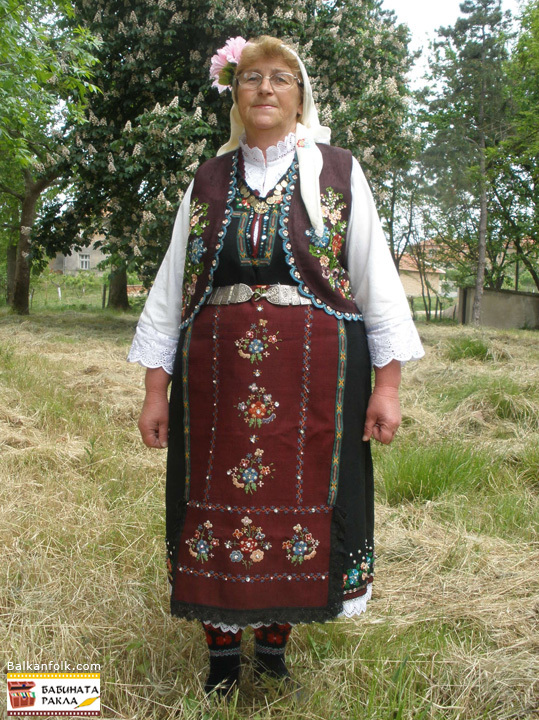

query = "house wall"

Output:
[[459, 287, 539, 329], [49, 240, 107, 275], [400, 270, 442, 297]]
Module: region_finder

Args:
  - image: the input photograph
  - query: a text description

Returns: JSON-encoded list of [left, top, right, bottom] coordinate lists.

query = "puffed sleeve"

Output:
[[347, 158, 424, 367], [127, 182, 193, 374]]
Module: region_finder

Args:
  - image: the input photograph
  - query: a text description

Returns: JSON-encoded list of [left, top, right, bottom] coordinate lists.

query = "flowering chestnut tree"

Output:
[[38, 0, 415, 304]]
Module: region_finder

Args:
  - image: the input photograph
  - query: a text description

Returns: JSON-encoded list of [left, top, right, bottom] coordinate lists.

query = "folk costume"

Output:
[[128, 37, 423, 690]]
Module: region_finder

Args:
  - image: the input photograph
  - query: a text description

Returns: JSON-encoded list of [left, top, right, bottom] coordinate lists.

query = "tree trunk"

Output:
[[12, 171, 57, 315], [107, 264, 129, 310], [6, 242, 17, 305], [514, 237, 539, 292], [472, 118, 487, 326]]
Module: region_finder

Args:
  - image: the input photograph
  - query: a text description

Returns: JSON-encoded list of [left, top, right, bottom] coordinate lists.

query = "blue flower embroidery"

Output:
[[283, 525, 320, 565], [196, 539, 209, 554], [186, 521, 219, 563], [189, 236, 205, 263], [230, 550, 243, 563], [248, 339, 264, 354], [242, 468, 259, 485]]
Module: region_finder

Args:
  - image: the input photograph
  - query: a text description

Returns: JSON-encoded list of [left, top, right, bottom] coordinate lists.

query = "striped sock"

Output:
[[202, 623, 242, 696], [254, 623, 292, 679]]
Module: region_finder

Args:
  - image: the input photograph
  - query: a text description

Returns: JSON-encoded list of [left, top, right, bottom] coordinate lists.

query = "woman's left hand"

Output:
[[362, 360, 402, 445], [362, 387, 401, 445]]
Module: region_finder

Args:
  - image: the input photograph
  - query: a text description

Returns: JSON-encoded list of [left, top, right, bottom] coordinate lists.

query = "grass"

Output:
[[1, 311, 538, 719]]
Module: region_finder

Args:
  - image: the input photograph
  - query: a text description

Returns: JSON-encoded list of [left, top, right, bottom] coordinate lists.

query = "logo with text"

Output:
[[7, 673, 100, 716]]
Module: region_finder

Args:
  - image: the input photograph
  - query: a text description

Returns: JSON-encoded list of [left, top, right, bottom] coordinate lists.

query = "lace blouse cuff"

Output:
[[127, 321, 178, 375], [366, 316, 425, 368]]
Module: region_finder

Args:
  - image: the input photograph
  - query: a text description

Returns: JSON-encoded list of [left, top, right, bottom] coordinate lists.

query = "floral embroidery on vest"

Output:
[[236, 383, 279, 427], [225, 516, 272, 569], [186, 520, 220, 563], [306, 188, 353, 301], [235, 318, 281, 363], [182, 199, 210, 316], [227, 448, 274, 494], [282, 525, 320, 564]]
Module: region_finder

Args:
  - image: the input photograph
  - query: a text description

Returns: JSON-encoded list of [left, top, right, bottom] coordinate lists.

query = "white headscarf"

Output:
[[216, 45, 330, 238]]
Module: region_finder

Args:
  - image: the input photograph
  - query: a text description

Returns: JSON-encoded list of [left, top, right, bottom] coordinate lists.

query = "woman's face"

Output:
[[235, 57, 303, 146]]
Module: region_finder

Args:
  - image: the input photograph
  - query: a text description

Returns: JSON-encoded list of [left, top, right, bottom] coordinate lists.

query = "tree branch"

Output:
[[0, 183, 24, 201]]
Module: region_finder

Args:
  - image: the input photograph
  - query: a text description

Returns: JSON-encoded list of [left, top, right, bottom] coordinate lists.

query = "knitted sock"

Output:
[[202, 623, 243, 696], [254, 623, 292, 679]]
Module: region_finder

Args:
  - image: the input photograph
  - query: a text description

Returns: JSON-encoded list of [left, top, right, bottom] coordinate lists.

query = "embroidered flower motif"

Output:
[[343, 552, 374, 591], [227, 448, 275, 494], [307, 188, 353, 300], [236, 384, 278, 427], [186, 521, 219, 563], [182, 200, 209, 315], [209, 36, 248, 93], [225, 516, 272, 569], [235, 319, 281, 363], [282, 525, 319, 565]]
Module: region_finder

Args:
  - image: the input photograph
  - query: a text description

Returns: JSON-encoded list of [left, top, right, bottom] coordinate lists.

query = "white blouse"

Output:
[[128, 133, 424, 373]]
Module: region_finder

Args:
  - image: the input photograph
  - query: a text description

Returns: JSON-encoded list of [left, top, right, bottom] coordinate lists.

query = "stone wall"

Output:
[[459, 287, 539, 329]]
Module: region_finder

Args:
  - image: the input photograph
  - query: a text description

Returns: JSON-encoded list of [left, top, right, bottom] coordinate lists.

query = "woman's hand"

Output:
[[362, 360, 402, 445], [138, 367, 172, 449]]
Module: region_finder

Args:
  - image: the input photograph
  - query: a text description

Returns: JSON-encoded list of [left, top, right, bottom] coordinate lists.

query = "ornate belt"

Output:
[[207, 283, 311, 306]]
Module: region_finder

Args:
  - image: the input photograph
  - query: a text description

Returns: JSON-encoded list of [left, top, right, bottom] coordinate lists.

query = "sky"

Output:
[[380, 0, 524, 80]]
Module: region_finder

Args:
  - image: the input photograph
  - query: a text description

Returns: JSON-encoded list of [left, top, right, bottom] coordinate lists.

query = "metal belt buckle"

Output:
[[252, 285, 269, 301]]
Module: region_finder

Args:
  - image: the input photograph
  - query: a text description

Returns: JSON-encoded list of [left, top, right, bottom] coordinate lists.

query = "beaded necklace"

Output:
[[235, 152, 297, 260]]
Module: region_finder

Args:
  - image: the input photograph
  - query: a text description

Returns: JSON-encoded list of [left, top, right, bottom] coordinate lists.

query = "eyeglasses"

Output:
[[236, 71, 302, 90]]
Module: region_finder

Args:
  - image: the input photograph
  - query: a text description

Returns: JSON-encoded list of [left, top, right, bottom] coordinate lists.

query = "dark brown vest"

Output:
[[180, 144, 361, 329]]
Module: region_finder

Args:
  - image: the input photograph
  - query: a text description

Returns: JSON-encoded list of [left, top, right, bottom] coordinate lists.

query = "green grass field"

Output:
[[1, 309, 538, 719]]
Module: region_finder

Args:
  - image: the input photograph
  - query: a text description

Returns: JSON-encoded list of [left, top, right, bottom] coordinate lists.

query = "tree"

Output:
[[0, 0, 98, 314], [490, 0, 539, 291], [38, 0, 416, 303], [423, 0, 512, 323]]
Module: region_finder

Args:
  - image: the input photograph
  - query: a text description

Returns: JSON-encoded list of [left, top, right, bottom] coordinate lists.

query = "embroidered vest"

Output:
[[180, 144, 361, 329]]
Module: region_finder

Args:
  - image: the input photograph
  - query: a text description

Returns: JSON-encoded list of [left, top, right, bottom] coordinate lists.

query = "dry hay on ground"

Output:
[[0, 316, 538, 719]]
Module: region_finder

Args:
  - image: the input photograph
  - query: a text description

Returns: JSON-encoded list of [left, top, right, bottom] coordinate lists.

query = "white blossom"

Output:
[[193, 106, 202, 121], [384, 76, 399, 98]]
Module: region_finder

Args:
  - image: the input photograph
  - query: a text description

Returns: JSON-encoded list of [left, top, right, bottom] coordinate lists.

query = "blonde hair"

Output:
[[235, 35, 301, 79]]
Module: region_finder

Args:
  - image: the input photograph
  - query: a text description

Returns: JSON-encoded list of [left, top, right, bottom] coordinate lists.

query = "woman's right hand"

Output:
[[138, 367, 171, 449]]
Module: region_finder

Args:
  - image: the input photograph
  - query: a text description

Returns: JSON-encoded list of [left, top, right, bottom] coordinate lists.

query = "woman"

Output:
[[128, 35, 423, 695]]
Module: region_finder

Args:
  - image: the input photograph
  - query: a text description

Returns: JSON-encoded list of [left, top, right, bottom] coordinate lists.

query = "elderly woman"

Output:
[[128, 35, 423, 695]]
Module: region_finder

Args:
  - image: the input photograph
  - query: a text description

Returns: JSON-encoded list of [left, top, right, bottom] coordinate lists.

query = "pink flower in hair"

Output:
[[209, 36, 249, 93]]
